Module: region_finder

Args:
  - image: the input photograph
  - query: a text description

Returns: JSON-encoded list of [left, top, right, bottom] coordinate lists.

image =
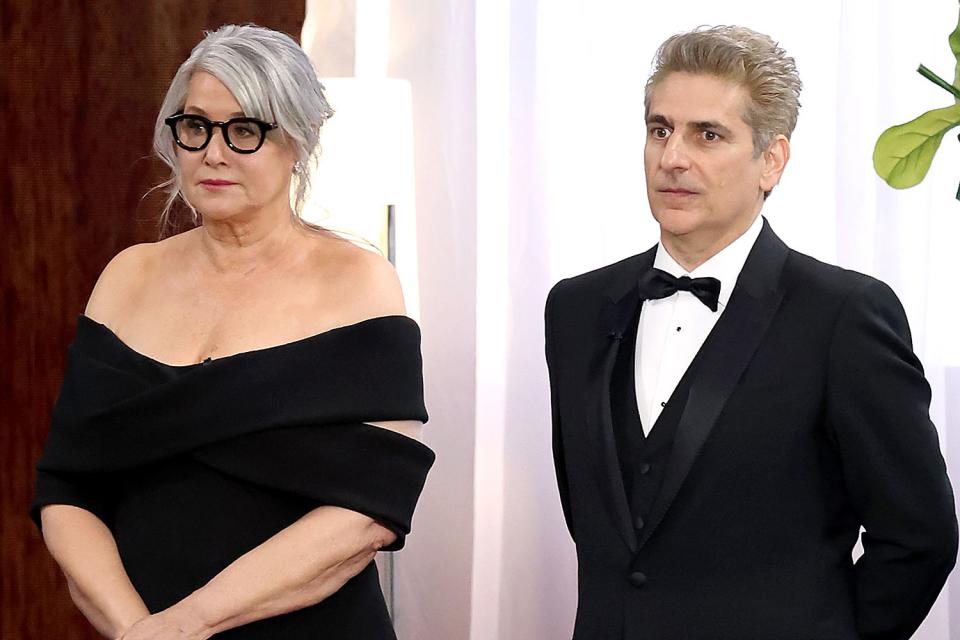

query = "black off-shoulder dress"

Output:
[[31, 315, 435, 639]]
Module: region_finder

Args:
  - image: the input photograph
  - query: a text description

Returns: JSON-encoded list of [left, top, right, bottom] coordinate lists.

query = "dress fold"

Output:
[[32, 314, 433, 638]]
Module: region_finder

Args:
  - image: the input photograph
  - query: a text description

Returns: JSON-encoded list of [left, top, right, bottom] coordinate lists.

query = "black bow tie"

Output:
[[638, 268, 721, 312]]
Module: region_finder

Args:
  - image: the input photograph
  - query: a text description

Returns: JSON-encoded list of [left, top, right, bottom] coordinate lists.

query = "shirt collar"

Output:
[[652, 214, 764, 310]]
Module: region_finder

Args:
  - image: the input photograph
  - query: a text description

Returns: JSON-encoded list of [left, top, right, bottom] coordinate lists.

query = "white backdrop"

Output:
[[314, 0, 960, 637]]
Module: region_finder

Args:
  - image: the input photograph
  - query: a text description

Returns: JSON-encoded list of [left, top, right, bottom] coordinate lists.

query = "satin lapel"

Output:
[[638, 220, 789, 549], [596, 293, 642, 553]]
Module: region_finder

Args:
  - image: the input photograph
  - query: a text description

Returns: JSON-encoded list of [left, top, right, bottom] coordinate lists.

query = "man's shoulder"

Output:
[[782, 247, 888, 302], [779, 247, 912, 338], [547, 250, 653, 309]]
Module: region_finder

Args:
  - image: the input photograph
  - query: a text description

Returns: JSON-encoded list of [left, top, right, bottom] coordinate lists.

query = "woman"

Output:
[[32, 24, 434, 639]]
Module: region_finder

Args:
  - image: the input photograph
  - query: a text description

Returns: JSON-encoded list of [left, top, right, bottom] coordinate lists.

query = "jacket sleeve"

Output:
[[545, 280, 575, 540], [826, 278, 957, 640]]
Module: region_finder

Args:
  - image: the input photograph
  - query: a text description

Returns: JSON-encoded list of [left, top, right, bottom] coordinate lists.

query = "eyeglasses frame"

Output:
[[164, 112, 278, 154]]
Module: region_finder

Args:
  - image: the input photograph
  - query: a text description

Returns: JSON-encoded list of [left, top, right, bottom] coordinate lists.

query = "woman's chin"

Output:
[[192, 201, 248, 222]]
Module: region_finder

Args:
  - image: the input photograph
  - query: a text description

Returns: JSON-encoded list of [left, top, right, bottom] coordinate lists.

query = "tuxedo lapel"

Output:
[[593, 248, 655, 553], [638, 220, 790, 549]]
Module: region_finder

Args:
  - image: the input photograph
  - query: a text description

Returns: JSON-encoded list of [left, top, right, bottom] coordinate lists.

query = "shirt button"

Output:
[[660, 401, 666, 407], [628, 571, 647, 588], [634, 516, 645, 530], [676, 326, 682, 332], [639, 462, 651, 475]]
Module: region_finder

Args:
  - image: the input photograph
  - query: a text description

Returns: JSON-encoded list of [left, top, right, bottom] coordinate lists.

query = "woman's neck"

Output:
[[196, 208, 303, 277]]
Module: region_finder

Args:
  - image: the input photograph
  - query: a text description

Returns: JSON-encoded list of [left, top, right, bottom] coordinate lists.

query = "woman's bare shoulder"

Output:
[[84, 231, 194, 326], [306, 234, 426, 435], [308, 233, 406, 320]]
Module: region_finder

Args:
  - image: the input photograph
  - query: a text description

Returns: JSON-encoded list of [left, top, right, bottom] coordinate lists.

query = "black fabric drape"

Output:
[[33, 314, 434, 550]]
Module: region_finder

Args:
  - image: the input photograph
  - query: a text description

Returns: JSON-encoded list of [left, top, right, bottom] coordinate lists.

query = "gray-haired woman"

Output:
[[32, 24, 434, 640]]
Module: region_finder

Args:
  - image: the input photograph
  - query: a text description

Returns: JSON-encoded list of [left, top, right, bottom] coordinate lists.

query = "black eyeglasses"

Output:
[[164, 113, 278, 154]]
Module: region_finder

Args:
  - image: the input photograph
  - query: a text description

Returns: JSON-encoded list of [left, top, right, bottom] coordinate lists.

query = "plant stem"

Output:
[[918, 64, 960, 99]]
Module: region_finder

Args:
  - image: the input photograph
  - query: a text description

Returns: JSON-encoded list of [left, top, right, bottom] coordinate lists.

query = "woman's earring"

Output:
[[293, 161, 304, 175]]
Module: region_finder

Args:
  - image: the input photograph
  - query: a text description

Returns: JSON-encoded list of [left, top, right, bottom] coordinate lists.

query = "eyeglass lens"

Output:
[[174, 116, 265, 152]]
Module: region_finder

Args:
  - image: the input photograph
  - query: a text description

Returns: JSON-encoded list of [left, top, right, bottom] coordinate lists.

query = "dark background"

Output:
[[1, 2, 305, 637]]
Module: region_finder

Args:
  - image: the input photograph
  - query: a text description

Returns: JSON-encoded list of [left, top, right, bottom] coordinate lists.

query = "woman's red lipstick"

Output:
[[200, 179, 236, 190]]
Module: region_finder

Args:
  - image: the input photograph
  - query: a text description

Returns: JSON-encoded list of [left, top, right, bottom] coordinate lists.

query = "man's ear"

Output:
[[760, 134, 790, 194]]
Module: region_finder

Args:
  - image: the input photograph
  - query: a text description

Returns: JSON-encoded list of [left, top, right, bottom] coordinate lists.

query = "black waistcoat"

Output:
[[610, 304, 703, 528]]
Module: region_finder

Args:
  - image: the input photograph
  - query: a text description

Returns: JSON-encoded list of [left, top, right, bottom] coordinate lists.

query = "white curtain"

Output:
[[373, 0, 960, 637]]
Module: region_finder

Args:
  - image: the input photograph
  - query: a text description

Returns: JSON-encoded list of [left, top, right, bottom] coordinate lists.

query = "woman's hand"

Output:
[[116, 604, 210, 640]]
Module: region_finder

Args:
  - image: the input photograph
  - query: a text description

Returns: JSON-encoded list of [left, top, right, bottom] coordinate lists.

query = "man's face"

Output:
[[644, 72, 774, 246]]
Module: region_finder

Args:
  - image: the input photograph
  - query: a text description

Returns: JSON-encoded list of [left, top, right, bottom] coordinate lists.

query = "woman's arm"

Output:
[[36, 248, 154, 636], [120, 505, 396, 640], [365, 419, 423, 440], [41, 505, 150, 638]]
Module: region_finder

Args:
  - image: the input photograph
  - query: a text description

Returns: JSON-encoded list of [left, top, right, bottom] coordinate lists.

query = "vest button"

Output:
[[638, 462, 651, 475], [634, 516, 645, 530], [628, 571, 647, 588]]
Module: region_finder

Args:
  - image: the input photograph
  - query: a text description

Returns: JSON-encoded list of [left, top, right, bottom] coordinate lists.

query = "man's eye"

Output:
[[703, 131, 719, 141], [651, 127, 669, 139]]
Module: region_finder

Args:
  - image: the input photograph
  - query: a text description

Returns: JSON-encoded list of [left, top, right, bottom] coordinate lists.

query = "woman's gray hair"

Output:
[[152, 24, 334, 237]]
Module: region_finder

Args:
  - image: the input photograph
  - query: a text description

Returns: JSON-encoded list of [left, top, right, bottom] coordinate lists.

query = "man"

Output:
[[545, 25, 957, 639]]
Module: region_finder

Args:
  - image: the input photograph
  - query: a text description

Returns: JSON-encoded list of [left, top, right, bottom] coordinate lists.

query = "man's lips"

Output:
[[659, 188, 698, 195]]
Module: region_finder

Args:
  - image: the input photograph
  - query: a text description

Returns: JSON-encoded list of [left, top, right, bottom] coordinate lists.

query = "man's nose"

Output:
[[660, 134, 690, 170]]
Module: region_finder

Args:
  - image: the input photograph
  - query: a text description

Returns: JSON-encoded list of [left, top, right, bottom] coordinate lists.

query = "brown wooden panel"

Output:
[[1, 2, 306, 637]]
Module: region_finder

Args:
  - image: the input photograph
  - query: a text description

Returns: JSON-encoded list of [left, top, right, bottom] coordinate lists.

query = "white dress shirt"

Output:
[[635, 215, 764, 435]]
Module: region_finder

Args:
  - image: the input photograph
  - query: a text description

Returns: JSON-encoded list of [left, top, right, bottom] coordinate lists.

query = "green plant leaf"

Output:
[[873, 103, 960, 189]]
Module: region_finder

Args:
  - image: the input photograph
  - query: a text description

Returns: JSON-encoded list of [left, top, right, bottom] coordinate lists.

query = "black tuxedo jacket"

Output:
[[545, 220, 957, 640]]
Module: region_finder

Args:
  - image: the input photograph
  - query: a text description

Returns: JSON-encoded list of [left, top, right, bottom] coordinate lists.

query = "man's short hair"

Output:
[[645, 25, 802, 156]]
